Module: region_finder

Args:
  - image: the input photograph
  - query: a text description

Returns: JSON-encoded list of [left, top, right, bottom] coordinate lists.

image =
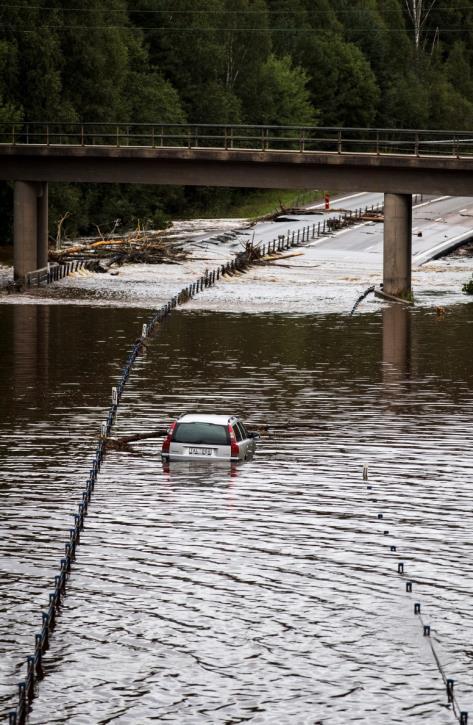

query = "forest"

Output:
[[0, 0, 472, 240]]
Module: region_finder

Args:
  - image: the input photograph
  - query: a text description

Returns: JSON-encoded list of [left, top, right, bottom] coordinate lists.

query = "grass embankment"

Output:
[[190, 189, 324, 221]]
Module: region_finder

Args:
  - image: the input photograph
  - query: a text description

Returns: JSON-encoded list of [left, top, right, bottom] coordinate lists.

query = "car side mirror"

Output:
[[248, 432, 260, 439]]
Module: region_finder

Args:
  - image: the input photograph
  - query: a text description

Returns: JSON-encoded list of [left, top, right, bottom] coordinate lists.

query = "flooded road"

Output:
[[1, 303, 473, 723]]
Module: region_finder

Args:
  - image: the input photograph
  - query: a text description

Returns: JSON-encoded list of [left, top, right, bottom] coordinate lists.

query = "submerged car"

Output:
[[161, 413, 258, 461]]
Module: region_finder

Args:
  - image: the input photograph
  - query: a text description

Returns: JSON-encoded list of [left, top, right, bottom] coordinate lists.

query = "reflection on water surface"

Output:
[[0, 303, 472, 723]]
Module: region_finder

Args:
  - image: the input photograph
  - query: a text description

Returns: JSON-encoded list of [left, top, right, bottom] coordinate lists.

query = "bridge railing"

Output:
[[2, 123, 473, 157]]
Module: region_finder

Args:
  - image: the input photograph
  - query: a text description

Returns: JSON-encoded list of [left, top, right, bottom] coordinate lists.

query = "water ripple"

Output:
[[0, 303, 472, 723]]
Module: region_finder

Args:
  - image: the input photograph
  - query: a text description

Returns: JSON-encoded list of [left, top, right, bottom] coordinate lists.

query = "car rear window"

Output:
[[173, 422, 229, 445]]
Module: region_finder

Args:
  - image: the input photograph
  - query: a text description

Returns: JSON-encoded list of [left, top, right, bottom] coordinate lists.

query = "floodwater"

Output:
[[1, 303, 473, 723]]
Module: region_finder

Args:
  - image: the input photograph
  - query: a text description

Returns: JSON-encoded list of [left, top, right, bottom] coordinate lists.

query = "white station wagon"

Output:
[[161, 413, 257, 461]]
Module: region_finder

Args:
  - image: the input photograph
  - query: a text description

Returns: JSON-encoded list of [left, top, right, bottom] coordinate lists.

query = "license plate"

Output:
[[188, 447, 213, 456]]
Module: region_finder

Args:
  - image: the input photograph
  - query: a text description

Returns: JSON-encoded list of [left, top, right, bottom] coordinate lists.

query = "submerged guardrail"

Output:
[[362, 465, 469, 724], [24, 259, 95, 287]]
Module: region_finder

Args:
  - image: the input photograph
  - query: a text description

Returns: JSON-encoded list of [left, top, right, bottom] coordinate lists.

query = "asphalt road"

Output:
[[313, 193, 473, 265], [246, 193, 473, 265]]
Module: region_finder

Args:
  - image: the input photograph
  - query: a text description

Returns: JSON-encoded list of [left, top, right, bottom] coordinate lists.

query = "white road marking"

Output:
[[414, 229, 473, 264], [307, 191, 369, 210], [328, 220, 376, 239], [413, 195, 450, 210], [305, 236, 332, 248]]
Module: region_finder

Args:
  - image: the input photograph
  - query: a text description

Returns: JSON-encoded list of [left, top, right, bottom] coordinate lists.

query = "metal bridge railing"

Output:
[[1, 123, 473, 158]]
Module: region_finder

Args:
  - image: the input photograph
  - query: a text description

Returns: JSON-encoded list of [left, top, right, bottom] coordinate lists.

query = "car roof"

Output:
[[177, 413, 238, 425]]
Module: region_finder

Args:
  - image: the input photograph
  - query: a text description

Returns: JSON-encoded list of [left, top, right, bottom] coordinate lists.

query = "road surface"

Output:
[[241, 193, 473, 266]]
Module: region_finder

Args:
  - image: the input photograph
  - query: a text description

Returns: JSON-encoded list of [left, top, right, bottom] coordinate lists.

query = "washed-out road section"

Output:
[[1, 192, 473, 313]]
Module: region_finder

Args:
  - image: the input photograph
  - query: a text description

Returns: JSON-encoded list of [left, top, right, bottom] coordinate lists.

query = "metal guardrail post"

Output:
[[376, 131, 380, 155], [337, 129, 342, 154], [415, 133, 419, 157]]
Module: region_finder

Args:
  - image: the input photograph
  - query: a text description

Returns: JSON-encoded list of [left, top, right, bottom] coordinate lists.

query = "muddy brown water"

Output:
[[1, 303, 473, 723]]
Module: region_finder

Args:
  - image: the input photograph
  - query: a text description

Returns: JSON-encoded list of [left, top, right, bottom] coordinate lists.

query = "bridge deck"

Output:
[[1, 143, 473, 195]]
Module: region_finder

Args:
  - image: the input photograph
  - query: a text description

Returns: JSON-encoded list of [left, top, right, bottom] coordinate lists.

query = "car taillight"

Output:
[[162, 422, 176, 454], [228, 424, 239, 457]]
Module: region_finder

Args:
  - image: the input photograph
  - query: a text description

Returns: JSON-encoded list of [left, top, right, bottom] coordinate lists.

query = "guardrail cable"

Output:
[[363, 465, 469, 724]]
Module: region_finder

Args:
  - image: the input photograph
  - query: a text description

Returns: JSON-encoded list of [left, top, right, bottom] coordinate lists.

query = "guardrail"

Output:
[[1, 123, 473, 157], [23, 260, 94, 287]]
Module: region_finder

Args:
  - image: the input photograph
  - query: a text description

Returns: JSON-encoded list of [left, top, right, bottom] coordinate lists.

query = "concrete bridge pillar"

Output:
[[383, 193, 412, 298], [37, 182, 49, 269], [13, 180, 49, 280]]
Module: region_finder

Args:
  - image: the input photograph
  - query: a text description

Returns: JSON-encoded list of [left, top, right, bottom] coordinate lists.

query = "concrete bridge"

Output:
[[2, 123, 473, 295]]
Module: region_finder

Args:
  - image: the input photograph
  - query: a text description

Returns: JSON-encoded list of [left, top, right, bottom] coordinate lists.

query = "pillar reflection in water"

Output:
[[382, 304, 411, 384], [13, 304, 50, 407]]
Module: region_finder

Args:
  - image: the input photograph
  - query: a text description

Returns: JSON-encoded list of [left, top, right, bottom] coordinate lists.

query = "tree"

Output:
[[253, 54, 317, 126], [59, 0, 131, 121], [0, 2, 72, 121], [301, 36, 380, 127], [404, 0, 437, 51], [125, 72, 187, 124], [220, 0, 271, 121], [383, 71, 430, 128], [445, 41, 473, 101], [0, 40, 22, 124]]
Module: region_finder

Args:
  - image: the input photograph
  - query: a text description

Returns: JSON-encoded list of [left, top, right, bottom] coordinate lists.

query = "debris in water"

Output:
[[50, 226, 189, 270]]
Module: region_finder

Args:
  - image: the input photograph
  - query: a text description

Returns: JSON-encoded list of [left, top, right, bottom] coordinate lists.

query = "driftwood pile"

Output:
[[326, 210, 383, 232], [50, 228, 189, 271]]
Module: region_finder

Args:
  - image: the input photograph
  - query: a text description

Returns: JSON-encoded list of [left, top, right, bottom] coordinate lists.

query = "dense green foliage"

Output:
[[1, 0, 473, 239]]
